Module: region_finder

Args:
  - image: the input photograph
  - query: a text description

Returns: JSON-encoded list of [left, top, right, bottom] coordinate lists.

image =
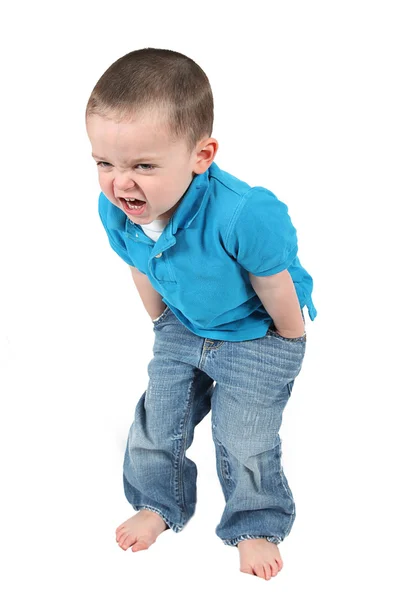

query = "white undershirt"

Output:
[[139, 218, 170, 243]]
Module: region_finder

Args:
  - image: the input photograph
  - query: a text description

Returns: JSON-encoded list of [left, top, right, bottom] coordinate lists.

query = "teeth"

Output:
[[125, 199, 144, 210]]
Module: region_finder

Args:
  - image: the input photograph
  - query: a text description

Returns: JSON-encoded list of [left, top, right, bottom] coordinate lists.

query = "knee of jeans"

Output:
[[215, 426, 280, 464]]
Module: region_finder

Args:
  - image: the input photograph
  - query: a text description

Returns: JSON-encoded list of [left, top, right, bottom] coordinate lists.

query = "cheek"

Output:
[[98, 173, 112, 191], [98, 172, 108, 182]]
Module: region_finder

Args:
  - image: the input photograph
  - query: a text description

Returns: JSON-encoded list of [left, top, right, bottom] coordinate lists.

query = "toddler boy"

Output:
[[85, 47, 317, 581]]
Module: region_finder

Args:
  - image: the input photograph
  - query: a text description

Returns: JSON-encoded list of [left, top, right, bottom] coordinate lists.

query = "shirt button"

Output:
[[136, 234, 139, 237], [155, 252, 162, 258]]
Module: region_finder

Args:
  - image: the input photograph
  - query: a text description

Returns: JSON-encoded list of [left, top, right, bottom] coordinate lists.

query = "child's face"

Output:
[[86, 111, 209, 222]]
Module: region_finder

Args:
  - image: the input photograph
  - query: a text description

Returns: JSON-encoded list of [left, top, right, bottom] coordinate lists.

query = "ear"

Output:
[[194, 137, 219, 173]]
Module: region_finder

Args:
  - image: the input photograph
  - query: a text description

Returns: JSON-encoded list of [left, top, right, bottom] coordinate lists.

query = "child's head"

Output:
[[85, 48, 218, 222]]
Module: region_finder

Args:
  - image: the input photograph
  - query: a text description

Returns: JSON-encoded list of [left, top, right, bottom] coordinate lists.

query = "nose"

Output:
[[114, 171, 137, 195]]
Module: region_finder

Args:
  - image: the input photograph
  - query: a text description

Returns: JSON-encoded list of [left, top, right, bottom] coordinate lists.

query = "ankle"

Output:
[[140, 509, 169, 529]]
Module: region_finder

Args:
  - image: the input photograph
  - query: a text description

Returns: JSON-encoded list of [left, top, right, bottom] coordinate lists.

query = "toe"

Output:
[[275, 557, 283, 571], [240, 565, 254, 576], [252, 563, 266, 579], [118, 532, 133, 549], [131, 538, 150, 552], [115, 526, 125, 538], [263, 564, 272, 580], [116, 518, 130, 531]]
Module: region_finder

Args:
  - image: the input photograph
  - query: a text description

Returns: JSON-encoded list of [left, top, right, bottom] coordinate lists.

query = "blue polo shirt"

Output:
[[98, 161, 317, 341]]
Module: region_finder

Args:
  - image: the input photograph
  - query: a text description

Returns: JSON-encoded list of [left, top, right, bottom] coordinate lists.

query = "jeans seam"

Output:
[[175, 376, 196, 515], [222, 534, 282, 547], [276, 442, 295, 537]]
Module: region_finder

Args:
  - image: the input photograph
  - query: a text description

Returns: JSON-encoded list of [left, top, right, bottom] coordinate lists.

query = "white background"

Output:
[[1, 0, 395, 598]]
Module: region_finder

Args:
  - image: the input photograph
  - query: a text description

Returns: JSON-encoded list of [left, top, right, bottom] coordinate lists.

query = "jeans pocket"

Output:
[[152, 305, 170, 326], [266, 309, 307, 343], [267, 323, 307, 343]]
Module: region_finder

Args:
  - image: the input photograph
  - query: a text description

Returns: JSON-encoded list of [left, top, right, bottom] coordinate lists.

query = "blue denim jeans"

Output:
[[123, 306, 307, 547]]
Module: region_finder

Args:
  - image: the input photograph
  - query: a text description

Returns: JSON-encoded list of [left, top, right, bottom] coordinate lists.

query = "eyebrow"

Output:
[[91, 153, 159, 162]]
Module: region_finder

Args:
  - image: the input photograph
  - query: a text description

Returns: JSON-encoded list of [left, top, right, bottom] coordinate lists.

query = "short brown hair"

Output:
[[85, 47, 214, 155]]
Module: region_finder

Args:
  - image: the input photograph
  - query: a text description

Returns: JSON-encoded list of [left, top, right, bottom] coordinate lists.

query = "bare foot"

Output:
[[238, 538, 284, 580], [115, 509, 169, 552]]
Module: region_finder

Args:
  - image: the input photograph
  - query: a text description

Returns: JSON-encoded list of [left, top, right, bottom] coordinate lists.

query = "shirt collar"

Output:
[[106, 164, 212, 233]]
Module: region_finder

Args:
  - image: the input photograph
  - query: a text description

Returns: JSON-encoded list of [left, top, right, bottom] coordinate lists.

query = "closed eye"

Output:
[[95, 161, 155, 171]]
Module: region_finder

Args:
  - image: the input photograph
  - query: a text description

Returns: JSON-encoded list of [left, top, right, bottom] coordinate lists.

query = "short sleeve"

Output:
[[98, 193, 135, 267], [226, 187, 298, 277]]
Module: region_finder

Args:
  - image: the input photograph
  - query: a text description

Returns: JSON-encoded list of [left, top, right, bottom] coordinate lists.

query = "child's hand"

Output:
[[274, 327, 306, 339]]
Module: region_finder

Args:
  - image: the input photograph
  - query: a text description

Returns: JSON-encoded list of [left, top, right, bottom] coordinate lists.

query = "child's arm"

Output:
[[129, 266, 167, 321], [249, 270, 305, 337]]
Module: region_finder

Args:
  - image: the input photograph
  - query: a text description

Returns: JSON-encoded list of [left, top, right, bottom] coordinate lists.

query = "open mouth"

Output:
[[120, 198, 147, 215]]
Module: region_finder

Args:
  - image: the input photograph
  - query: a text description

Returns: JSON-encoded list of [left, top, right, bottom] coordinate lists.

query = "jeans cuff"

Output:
[[132, 504, 184, 533], [222, 534, 282, 547]]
